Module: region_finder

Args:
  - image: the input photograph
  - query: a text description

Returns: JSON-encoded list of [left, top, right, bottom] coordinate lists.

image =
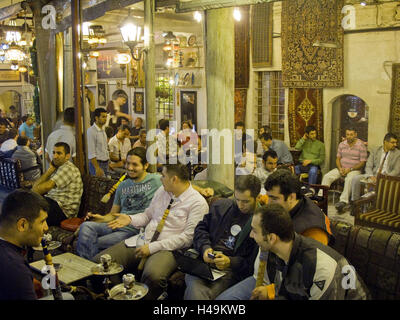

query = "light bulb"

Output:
[[233, 8, 241, 21], [194, 11, 202, 23]]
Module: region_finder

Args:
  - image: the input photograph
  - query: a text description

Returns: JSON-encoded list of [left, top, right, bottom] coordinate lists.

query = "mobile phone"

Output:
[[207, 252, 216, 259]]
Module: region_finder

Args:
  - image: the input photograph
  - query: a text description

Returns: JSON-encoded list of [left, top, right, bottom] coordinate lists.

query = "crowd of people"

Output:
[[1, 103, 397, 301]]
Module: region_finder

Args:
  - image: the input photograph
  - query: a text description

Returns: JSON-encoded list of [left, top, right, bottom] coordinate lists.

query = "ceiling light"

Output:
[[233, 8, 241, 21], [193, 11, 202, 23], [360, 1, 367, 6]]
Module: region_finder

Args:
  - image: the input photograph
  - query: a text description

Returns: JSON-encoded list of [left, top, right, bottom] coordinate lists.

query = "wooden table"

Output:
[[29, 252, 98, 285]]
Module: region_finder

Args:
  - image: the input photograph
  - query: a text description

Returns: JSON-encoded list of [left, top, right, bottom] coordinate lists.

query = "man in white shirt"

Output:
[[87, 108, 109, 177], [45, 108, 76, 165], [0, 129, 18, 153], [108, 124, 132, 174], [93, 164, 209, 300]]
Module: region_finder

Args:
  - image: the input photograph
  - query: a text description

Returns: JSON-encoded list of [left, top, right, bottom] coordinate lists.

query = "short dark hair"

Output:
[[17, 136, 29, 146], [118, 124, 131, 132], [235, 175, 261, 199], [127, 147, 147, 165], [262, 149, 278, 162], [63, 108, 75, 125], [260, 132, 273, 141], [94, 107, 107, 119], [235, 121, 245, 128], [182, 120, 193, 129], [164, 164, 190, 181], [264, 169, 302, 200], [384, 133, 398, 142], [346, 127, 357, 133], [0, 189, 49, 228], [54, 142, 70, 155], [159, 119, 170, 131], [255, 203, 295, 242], [8, 128, 18, 139], [260, 125, 271, 134], [0, 119, 7, 127], [305, 125, 317, 134]]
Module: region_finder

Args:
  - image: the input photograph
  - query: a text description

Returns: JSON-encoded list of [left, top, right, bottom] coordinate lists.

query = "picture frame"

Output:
[[97, 82, 107, 107], [0, 70, 21, 82], [180, 91, 197, 127], [134, 92, 144, 114]]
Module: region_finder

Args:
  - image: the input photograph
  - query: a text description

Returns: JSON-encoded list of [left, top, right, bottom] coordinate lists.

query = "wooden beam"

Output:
[[71, 0, 85, 174], [176, 0, 279, 13], [144, 0, 157, 173], [56, 0, 142, 33]]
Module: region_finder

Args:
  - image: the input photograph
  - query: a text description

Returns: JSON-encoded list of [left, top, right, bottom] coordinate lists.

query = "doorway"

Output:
[[330, 95, 368, 169]]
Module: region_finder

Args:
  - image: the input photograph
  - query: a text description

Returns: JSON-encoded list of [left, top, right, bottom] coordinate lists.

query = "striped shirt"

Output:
[[47, 161, 83, 218], [337, 139, 367, 169]]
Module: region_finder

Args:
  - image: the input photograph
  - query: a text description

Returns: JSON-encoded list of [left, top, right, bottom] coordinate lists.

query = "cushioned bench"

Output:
[[353, 174, 400, 233], [330, 220, 400, 299]]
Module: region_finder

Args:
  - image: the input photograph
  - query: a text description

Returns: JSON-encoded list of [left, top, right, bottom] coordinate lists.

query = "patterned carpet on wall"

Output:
[[389, 63, 400, 139], [288, 88, 324, 147], [281, 0, 344, 88], [235, 5, 249, 89], [251, 2, 273, 68], [234, 89, 247, 124]]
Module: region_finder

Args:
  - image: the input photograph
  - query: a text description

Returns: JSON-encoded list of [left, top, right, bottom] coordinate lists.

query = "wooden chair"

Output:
[[353, 174, 400, 233]]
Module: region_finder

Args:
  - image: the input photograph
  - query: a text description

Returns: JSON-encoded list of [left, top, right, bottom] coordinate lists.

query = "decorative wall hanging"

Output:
[[288, 88, 324, 147], [180, 91, 197, 127], [235, 5, 250, 89], [97, 82, 107, 107], [281, 0, 344, 88], [389, 63, 400, 139], [134, 92, 144, 114], [251, 2, 273, 68], [234, 89, 247, 124]]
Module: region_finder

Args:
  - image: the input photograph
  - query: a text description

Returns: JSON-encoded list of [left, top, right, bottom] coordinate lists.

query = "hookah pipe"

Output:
[[101, 173, 126, 203], [41, 237, 63, 300]]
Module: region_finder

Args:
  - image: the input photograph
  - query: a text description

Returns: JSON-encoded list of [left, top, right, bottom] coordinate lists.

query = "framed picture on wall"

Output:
[[97, 82, 107, 107], [180, 91, 197, 128], [134, 92, 144, 114]]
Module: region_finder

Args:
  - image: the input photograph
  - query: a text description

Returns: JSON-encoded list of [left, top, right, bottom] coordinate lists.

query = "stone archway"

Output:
[[329, 94, 369, 170]]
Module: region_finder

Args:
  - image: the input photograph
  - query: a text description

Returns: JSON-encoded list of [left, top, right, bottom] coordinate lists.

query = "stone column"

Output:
[[205, 8, 235, 189], [144, 0, 156, 172], [31, 2, 57, 145]]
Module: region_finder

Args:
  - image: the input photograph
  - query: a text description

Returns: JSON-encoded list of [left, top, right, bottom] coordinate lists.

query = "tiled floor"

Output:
[[327, 204, 355, 225]]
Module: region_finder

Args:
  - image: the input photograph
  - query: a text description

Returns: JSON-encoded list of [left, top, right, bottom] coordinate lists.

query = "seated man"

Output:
[[217, 203, 369, 300], [259, 132, 293, 165], [12, 136, 41, 182], [0, 189, 73, 300], [351, 133, 400, 203], [76, 147, 162, 260], [32, 142, 83, 226], [256, 125, 272, 157], [0, 128, 18, 154], [18, 115, 39, 140], [264, 169, 332, 245], [184, 175, 260, 300], [133, 129, 147, 149], [321, 127, 367, 213], [0, 120, 9, 146], [108, 124, 132, 174], [93, 164, 209, 300], [253, 149, 278, 188], [294, 125, 325, 185]]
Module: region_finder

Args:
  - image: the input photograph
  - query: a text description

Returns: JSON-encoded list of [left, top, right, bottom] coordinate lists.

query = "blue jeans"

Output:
[[76, 221, 138, 261], [295, 164, 319, 185], [215, 276, 255, 300], [89, 160, 109, 177]]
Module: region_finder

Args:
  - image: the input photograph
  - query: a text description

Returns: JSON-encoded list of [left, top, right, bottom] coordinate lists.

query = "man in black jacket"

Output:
[[184, 175, 260, 300]]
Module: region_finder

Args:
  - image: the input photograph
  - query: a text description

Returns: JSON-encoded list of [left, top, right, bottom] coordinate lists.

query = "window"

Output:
[[256, 71, 285, 140], [156, 73, 174, 121]]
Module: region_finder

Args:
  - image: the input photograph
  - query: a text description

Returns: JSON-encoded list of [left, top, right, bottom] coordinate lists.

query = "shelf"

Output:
[[85, 70, 97, 72], [176, 46, 203, 50], [176, 86, 202, 89]]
